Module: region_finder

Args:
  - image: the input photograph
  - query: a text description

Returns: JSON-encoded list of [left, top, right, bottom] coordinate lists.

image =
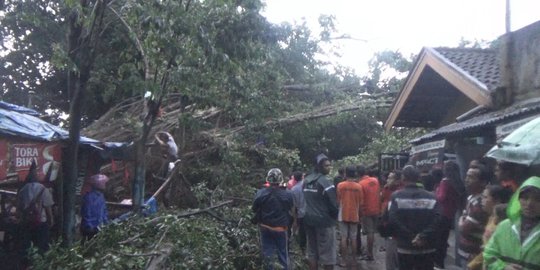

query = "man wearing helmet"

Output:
[[303, 153, 339, 270], [252, 168, 294, 269]]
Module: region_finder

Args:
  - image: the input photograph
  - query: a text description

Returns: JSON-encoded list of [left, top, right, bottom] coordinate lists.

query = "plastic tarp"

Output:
[[0, 106, 97, 144], [486, 116, 540, 166], [0, 101, 40, 116]]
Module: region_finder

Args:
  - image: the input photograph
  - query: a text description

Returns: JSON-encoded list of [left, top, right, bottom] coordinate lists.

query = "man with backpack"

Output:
[[252, 168, 294, 269], [17, 163, 54, 256]]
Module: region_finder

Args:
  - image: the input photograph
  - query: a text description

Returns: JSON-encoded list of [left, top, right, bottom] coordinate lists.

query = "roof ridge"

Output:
[[432, 46, 496, 53], [427, 48, 490, 91], [428, 47, 500, 91]]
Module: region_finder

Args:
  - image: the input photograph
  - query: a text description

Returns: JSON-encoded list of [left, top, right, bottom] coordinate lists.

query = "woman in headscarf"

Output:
[[80, 174, 110, 241], [483, 176, 540, 270]]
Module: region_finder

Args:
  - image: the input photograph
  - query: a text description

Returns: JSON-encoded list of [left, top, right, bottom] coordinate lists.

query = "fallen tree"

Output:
[[83, 94, 393, 144], [29, 203, 267, 270], [82, 93, 393, 209]]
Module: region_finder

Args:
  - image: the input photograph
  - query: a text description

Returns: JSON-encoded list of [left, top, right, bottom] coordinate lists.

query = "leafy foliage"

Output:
[[29, 204, 307, 269], [0, 0, 68, 118], [360, 50, 414, 96], [334, 128, 425, 169], [0, 0, 406, 161]]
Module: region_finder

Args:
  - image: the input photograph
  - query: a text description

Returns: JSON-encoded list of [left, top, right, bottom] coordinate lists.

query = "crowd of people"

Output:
[[252, 154, 540, 270], [0, 130, 179, 269], [6, 164, 110, 269]]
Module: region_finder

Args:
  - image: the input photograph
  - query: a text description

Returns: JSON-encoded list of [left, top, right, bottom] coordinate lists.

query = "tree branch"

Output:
[[143, 200, 233, 225], [108, 5, 149, 80], [116, 251, 161, 257]]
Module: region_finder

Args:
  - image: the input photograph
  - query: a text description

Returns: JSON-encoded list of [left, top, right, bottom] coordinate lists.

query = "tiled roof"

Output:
[[411, 98, 540, 144], [434, 47, 500, 91]]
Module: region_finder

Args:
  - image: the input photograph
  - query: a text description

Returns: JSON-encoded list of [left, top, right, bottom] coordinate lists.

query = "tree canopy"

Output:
[[1, 0, 410, 155]]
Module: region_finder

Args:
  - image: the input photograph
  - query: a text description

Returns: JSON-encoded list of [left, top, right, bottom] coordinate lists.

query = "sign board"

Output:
[[409, 139, 446, 171], [0, 139, 62, 182], [496, 115, 540, 142], [379, 153, 409, 173], [410, 139, 446, 155]]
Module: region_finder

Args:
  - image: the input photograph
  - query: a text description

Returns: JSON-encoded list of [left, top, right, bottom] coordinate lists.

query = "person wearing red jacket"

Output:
[[434, 161, 466, 269]]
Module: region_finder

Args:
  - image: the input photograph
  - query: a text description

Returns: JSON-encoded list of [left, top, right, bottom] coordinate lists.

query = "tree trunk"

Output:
[[132, 98, 161, 212], [63, 78, 83, 246], [62, 0, 106, 246], [132, 143, 146, 212]]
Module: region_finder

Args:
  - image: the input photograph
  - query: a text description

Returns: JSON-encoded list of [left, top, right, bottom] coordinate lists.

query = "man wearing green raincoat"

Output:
[[483, 176, 540, 270]]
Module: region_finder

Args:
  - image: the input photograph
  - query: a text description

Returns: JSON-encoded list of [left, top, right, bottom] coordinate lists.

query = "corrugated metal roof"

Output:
[[411, 98, 540, 144], [434, 47, 500, 91]]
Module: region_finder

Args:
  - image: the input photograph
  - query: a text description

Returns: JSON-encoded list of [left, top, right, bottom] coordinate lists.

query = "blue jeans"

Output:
[[260, 226, 289, 270]]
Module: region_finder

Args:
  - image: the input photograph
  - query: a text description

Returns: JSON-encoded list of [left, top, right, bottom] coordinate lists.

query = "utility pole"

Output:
[[27, 90, 34, 108], [505, 0, 511, 33]]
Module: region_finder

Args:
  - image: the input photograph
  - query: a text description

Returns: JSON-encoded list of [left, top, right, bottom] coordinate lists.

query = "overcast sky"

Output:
[[262, 0, 540, 75]]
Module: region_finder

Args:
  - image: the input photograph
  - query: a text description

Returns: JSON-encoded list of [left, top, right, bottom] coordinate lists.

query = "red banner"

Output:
[[0, 140, 62, 182], [0, 140, 7, 180]]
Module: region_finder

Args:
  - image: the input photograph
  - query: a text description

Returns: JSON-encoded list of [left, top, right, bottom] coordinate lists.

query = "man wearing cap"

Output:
[[484, 176, 540, 269], [252, 168, 293, 269], [80, 174, 110, 241], [303, 154, 339, 270]]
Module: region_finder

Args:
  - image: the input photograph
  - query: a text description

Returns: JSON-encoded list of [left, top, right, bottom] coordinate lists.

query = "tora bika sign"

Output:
[[0, 139, 62, 182]]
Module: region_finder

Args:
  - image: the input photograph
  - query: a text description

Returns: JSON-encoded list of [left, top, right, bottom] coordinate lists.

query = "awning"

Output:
[[411, 98, 540, 144], [0, 107, 97, 144]]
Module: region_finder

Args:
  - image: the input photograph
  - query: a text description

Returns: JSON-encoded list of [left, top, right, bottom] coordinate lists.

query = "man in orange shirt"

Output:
[[337, 166, 364, 267], [357, 165, 381, 261]]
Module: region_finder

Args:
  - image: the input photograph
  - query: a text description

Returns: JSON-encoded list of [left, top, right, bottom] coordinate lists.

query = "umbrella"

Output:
[[486, 116, 540, 166]]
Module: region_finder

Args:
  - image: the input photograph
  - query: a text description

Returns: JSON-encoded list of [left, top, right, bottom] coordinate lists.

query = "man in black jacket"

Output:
[[387, 165, 441, 270], [303, 153, 339, 270], [253, 168, 293, 269]]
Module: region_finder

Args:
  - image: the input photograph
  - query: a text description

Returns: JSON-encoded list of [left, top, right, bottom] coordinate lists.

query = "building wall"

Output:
[[440, 94, 477, 125], [499, 20, 540, 104]]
